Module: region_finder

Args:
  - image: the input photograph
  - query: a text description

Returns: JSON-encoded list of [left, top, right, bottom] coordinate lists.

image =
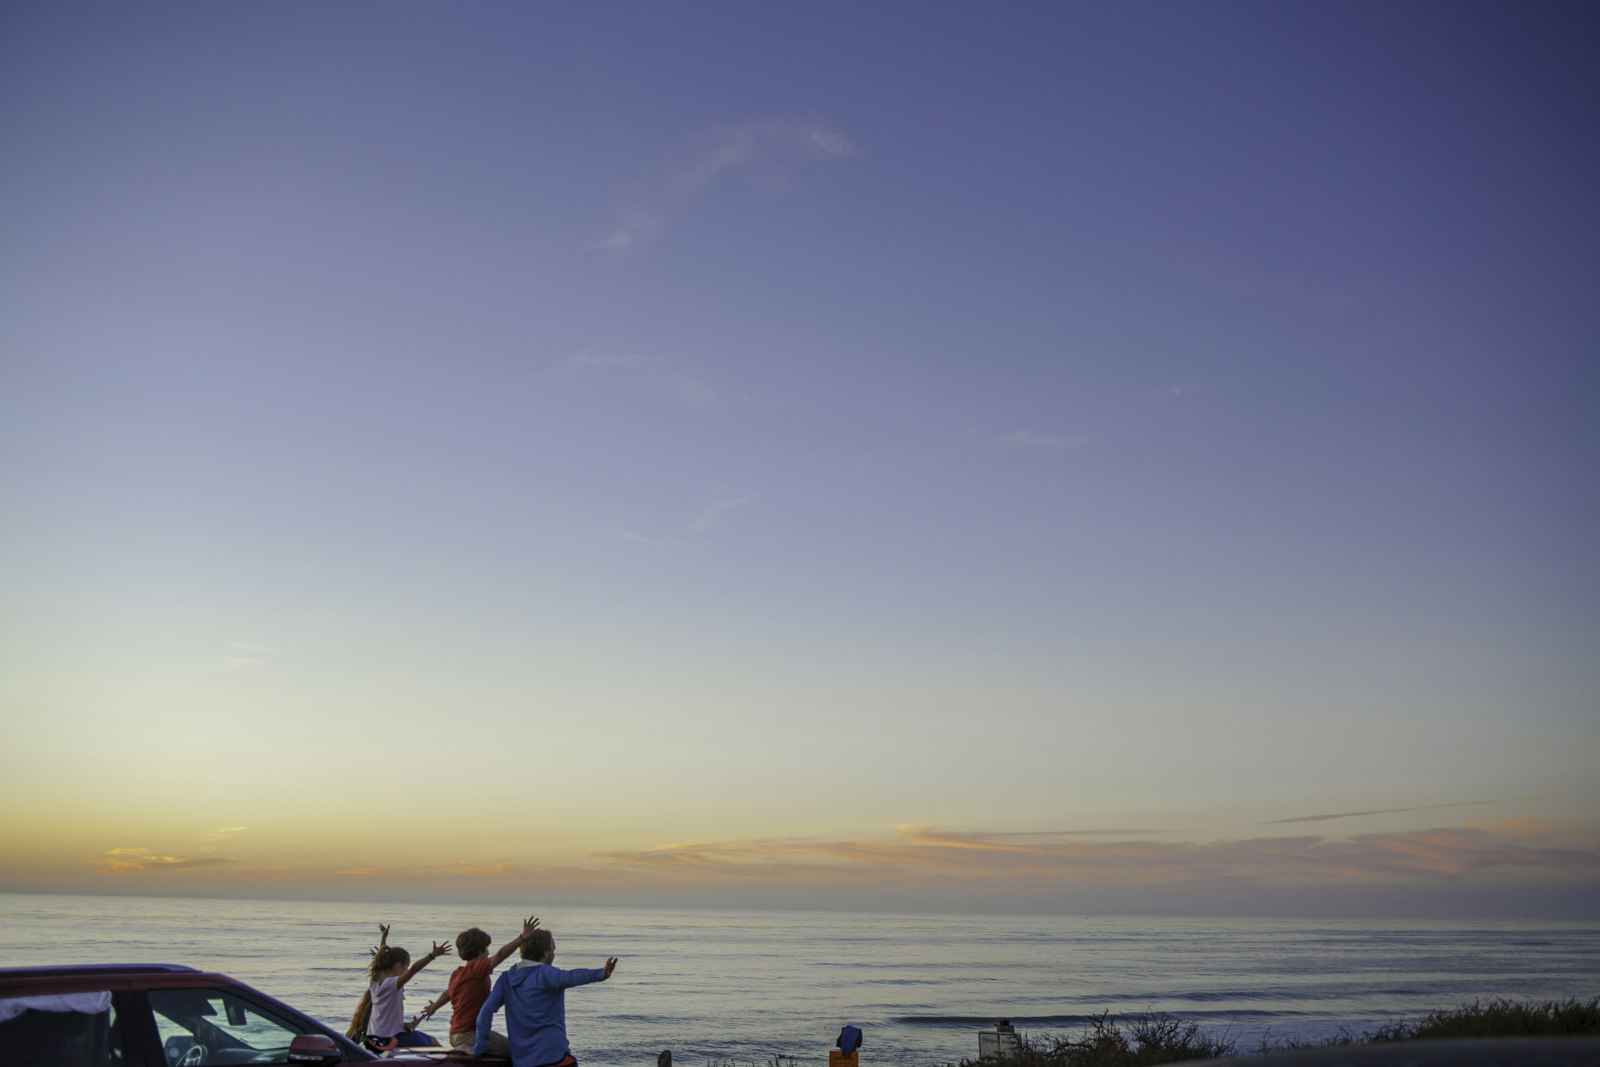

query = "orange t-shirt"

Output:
[[446, 956, 496, 1034]]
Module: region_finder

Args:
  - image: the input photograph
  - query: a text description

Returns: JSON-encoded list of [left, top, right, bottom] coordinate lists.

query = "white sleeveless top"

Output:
[[368, 976, 404, 1037]]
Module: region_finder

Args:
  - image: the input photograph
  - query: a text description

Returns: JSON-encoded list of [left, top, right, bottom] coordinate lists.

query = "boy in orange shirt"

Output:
[[419, 914, 539, 1054]]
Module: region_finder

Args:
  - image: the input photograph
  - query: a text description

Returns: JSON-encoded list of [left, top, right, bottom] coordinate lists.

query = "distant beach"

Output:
[[2, 894, 1596, 1067]]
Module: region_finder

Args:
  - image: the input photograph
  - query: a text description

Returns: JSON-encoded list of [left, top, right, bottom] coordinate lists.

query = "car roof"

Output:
[[0, 964, 200, 979], [0, 965, 250, 998], [0, 965, 208, 991]]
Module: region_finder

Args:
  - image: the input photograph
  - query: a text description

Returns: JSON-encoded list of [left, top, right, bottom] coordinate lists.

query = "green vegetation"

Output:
[[950, 998, 1600, 1066], [956, 1013, 1237, 1067], [1367, 997, 1600, 1042]]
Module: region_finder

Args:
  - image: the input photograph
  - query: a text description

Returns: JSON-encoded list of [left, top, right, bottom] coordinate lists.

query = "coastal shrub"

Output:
[[1365, 997, 1600, 1041], [958, 1013, 1235, 1067], [951, 998, 1600, 1065]]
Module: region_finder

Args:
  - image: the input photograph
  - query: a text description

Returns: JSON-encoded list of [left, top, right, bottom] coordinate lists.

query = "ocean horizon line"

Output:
[[3, 888, 1597, 925]]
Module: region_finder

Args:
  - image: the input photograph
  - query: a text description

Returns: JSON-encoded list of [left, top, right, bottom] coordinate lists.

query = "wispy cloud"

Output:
[[597, 116, 854, 249], [601, 499, 756, 549], [564, 348, 770, 412], [97, 827, 251, 871], [203, 640, 283, 673], [591, 822, 1600, 890], [902, 827, 1183, 847], [1261, 796, 1555, 825], [594, 230, 639, 251], [199, 826, 250, 853], [569, 351, 663, 371], [693, 496, 756, 532], [447, 860, 529, 877], [1162, 244, 1355, 312], [94, 847, 233, 875], [73, 821, 1598, 909], [1003, 430, 1090, 451]]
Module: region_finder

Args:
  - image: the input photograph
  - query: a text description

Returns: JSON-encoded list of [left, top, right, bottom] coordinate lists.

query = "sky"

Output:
[[1, 2, 1597, 918]]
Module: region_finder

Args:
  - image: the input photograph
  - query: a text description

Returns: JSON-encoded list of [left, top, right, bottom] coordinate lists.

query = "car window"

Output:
[[145, 989, 308, 1067], [0, 992, 121, 1067]]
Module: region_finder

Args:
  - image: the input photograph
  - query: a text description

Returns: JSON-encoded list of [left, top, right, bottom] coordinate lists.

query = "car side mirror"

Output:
[[287, 1034, 342, 1065]]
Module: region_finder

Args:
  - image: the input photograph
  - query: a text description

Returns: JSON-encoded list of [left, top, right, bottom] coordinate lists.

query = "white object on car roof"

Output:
[[0, 992, 112, 1023]]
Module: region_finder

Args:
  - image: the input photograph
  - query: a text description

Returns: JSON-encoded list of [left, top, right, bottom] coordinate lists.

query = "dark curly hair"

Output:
[[456, 928, 492, 961], [522, 929, 554, 961]]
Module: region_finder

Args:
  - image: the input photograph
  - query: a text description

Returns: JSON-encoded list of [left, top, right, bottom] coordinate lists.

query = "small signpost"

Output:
[[978, 1020, 1019, 1060]]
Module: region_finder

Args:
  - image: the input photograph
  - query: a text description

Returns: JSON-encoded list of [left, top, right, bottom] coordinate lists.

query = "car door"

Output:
[[0, 988, 128, 1067]]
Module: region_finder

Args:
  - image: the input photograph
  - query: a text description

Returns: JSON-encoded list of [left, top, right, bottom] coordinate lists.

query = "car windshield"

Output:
[[146, 989, 306, 1066]]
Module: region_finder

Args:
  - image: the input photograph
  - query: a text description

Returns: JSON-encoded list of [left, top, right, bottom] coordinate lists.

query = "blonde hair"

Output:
[[346, 990, 371, 1039]]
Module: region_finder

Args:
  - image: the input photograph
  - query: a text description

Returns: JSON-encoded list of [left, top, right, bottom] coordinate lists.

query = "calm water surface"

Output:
[[1, 895, 1595, 1066]]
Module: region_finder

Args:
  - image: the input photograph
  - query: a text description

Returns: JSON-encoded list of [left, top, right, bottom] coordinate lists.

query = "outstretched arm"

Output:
[[369, 923, 391, 960], [397, 940, 452, 989], [488, 915, 540, 968], [548, 957, 618, 989], [417, 989, 449, 1023]]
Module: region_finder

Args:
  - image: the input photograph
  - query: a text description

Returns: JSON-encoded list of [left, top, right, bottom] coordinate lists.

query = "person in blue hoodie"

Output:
[[473, 926, 617, 1065]]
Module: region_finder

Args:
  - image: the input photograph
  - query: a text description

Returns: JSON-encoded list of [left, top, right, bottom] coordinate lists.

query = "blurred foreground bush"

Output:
[[950, 998, 1600, 1065], [956, 1013, 1234, 1066], [1366, 997, 1600, 1042]]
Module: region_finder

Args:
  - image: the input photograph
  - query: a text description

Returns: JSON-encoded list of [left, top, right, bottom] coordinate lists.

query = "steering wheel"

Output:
[[177, 1043, 207, 1067]]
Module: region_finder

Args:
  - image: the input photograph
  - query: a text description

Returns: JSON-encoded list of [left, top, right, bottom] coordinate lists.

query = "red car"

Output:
[[0, 964, 479, 1066]]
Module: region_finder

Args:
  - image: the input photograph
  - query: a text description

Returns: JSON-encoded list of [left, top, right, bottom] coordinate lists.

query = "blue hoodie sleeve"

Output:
[[547, 964, 610, 989], [474, 971, 508, 1056]]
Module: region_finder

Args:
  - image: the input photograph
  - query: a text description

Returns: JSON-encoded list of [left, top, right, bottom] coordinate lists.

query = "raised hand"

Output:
[[430, 940, 453, 960], [522, 916, 541, 939], [603, 957, 618, 979]]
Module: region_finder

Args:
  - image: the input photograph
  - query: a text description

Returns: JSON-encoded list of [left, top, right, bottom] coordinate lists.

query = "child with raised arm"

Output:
[[475, 926, 618, 1066], [417, 914, 540, 1055], [364, 923, 453, 1050]]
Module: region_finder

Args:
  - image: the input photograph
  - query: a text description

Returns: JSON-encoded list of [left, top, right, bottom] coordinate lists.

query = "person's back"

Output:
[[495, 961, 601, 1065], [475, 928, 617, 1067]]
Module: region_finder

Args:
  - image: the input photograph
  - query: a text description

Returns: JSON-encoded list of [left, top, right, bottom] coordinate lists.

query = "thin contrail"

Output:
[[1261, 795, 1553, 825]]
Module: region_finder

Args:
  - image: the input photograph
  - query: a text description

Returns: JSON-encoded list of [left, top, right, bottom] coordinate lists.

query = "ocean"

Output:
[[1, 894, 1595, 1065]]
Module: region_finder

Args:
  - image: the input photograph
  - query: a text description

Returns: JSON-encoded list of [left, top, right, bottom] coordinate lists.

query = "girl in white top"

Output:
[[361, 924, 452, 1049]]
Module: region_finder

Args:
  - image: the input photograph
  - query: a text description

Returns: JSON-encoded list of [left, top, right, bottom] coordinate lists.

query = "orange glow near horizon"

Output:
[[4, 816, 1594, 915]]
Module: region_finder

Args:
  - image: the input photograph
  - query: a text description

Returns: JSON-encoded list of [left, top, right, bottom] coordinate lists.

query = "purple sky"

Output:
[[1, 2, 1596, 915]]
